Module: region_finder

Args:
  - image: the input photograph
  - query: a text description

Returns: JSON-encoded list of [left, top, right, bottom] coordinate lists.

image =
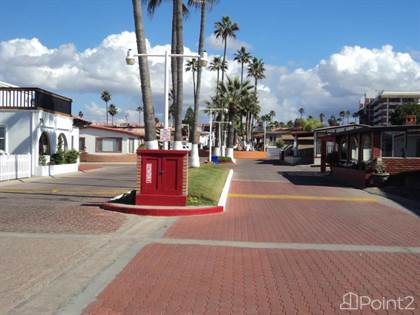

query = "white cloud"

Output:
[[205, 34, 251, 52], [1, 33, 420, 123]]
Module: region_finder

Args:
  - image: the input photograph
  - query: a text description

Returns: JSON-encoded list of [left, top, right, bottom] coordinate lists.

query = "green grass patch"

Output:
[[188, 164, 230, 206]]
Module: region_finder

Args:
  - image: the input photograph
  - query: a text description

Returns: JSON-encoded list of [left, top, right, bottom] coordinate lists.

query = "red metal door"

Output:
[[161, 156, 182, 195], [141, 156, 160, 194]]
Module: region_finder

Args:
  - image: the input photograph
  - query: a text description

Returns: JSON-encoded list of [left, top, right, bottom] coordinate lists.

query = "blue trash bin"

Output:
[[211, 155, 220, 164]]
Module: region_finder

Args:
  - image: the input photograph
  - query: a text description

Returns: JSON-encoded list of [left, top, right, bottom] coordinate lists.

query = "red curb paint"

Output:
[[101, 202, 223, 216]]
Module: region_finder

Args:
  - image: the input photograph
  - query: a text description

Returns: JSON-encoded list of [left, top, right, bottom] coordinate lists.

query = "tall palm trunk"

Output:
[[132, 0, 157, 149], [174, 0, 184, 149], [191, 1, 206, 167], [171, 1, 178, 129]]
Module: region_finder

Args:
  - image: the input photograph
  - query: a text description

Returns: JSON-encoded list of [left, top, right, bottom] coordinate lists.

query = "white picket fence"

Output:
[[0, 154, 31, 181]]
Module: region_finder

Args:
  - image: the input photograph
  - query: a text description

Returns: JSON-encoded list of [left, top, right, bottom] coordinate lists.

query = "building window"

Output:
[[406, 133, 420, 157], [339, 139, 348, 161], [350, 137, 359, 162], [129, 138, 135, 153], [95, 138, 122, 153], [79, 137, 86, 151], [39, 132, 50, 155], [0, 127, 5, 152], [361, 134, 372, 161]]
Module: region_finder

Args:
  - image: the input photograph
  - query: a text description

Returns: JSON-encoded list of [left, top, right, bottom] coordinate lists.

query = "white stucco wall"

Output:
[[0, 109, 78, 174], [79, 128, 139, 154]]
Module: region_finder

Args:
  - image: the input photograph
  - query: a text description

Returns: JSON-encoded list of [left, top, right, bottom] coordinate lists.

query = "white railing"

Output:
[[0, 154, 31, 181], [0, 89, 36, 108]]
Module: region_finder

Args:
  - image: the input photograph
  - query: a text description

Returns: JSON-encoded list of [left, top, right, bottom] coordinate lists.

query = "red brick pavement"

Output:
[[83, 244, 419, 315], [230, 180, 367, 197], [165, 197, 420, 247]]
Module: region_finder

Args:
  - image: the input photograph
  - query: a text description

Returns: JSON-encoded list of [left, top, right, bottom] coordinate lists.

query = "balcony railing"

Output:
[[0, 87, 72, 115]]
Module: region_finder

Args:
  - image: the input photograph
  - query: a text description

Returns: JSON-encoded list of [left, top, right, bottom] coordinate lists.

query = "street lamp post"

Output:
[[212, 120, 232, 162], [203, 108, 227, 163], [126, 49, 208, 150]]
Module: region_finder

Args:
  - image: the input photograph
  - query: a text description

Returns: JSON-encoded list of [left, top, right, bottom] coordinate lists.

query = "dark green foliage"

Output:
[[390, 103, 420, 125], [64, 149, 80, 164], [50, 152, 65, 165], [276, 138, 285, 148]]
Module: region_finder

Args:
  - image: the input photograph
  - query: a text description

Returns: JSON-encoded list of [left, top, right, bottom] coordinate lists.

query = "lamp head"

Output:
[[125, 49, 136, 65], [199, 51, 208, 67]]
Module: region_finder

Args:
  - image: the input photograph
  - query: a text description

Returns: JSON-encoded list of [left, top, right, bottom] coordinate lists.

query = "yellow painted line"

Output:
[[228, 193, 377, 203]]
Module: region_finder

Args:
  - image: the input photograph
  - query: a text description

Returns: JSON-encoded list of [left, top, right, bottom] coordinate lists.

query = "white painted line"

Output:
[[218, 169, 234, 209]]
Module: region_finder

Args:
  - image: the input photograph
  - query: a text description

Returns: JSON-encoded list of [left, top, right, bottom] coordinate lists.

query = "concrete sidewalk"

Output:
[[80, 159, 420, 314]]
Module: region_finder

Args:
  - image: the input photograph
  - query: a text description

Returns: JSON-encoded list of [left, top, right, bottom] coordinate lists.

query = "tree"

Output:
[[247, 57, 265, 94], [303, 117, 323, 131], [217, 77, 252, 159], [391, 103, 420, 125], [208, 56, 227, 90], [339, 111, 345, 125], [246, 57, 265, 142], [137, 105, 143, 125], [214, 16, 239, 85], [185, 59, 199, 100], [101, 91, 111, 124], [173, 0, 185, 149], [189, 0, 218, 167], [132, 0, 157, 148], [345, 110, 351, 124], [108, 104, 118, 125], [298, 107, 304, 119], [182, 106, 195, 142], [78, 111, 84, 119], [319, 113, 325, 124], [234, 46, 251, 85], [352, 112, 358, 123], [328, 115, 339, 126]]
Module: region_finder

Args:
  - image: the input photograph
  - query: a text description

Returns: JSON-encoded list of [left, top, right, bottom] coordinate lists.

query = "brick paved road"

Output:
[[81, 159, 420, 314]]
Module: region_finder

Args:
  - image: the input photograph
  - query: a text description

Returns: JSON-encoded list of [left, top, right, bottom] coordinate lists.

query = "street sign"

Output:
[[160, 128, 170, 142]]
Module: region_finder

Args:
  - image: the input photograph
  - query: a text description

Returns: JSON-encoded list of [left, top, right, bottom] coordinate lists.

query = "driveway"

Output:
[[82, 159, 420, 315]]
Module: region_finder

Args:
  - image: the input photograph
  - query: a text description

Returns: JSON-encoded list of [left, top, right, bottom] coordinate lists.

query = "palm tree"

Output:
[[189, 0, 218, 167], [352, 112, 358, 123], [108, 104, 118, 126], [143, 0, 189, 119], [101, 90, 111, 124], [185, 58, 199, 100], [173, 0, 185, 149], [214, 16, 239, 84], [339, 111, 345, 125], [319, 113, 325, 124], [132, 0, 157, 148], [208, 56, 227, 90], [247, 57, 265, 93], [234, 46, 251, 85], [298, 107, 305, 119], [218, 77, 253, 158], [78, 111, 84, 119], [345, 110, 351, 124], [137, 105, 143, 125]]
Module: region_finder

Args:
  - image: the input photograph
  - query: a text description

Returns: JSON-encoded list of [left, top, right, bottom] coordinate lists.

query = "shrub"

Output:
[[50, 152, 65, 165], [64, 149, 80, 164], [275, 139, 285, 148], [39, 155, 47, 166], [218, 156, 232, 163]]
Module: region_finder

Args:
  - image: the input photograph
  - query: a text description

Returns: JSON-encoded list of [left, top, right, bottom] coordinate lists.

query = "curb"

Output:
[[101, 202, 223, 216], [218, 169, 234, 208]]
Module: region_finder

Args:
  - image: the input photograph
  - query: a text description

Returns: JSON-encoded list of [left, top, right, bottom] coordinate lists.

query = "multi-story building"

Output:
[[357, 91, 420, 126]]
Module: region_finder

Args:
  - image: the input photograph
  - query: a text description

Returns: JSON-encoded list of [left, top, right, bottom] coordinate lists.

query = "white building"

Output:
[[0, 83, 79, 177], [79, 125, 142, 162]]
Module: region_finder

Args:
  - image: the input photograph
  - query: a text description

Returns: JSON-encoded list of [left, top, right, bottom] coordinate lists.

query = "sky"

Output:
[[1, 0, 420, 124]]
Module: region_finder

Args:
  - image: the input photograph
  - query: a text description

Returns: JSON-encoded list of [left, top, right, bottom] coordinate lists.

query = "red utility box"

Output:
[[135, 149, 189, 206]]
